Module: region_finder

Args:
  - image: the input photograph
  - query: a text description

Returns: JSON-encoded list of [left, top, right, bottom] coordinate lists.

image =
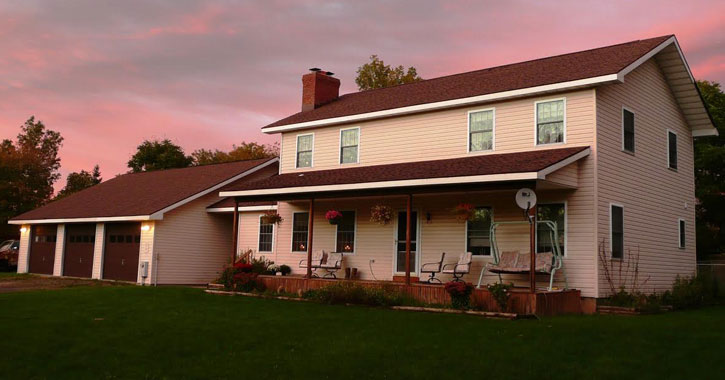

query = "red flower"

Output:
[[444, 281, 473, 297], [233, 263, 253, 273], [325, 210, 343, 221]]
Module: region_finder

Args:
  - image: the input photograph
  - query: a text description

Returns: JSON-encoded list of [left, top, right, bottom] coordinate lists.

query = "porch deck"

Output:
[[256, 275, 581, 316]]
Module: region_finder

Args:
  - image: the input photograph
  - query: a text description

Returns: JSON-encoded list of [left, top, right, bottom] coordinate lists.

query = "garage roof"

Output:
[[9, 158, 278, 224]]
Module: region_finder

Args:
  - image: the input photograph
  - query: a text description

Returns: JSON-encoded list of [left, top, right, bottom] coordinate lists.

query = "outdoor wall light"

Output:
[[426, 212, 432, 223], [20, 227, 27, 233], [141, 224, 151, 231]]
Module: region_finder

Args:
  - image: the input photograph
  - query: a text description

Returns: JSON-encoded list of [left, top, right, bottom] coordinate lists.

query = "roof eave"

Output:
[[8, 214, 159, 225]]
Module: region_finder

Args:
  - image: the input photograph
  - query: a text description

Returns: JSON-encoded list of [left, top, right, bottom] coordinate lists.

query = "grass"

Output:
[[0, 286, 723, 379]]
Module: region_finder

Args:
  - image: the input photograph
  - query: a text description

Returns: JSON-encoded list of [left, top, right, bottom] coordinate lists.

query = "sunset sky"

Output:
[[1, 0, 723, 190]]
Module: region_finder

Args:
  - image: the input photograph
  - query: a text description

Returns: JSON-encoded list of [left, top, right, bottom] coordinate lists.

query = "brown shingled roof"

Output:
[[11, 158, 277, 221], [263, 36, 671, 129], [223, 147, 588, 194]]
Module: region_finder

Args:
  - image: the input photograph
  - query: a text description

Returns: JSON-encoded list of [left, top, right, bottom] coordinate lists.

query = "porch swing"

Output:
[[475, 220, 568, 291]]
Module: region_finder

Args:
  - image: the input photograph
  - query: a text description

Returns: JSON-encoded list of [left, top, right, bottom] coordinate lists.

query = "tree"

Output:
[[191, 142, 279, 165], [0, 117, 63, 238], [355, 55, 422, 91], [694, 80, 725, 258], [127, 139, 193, 172], [55, 165, 102, 200]]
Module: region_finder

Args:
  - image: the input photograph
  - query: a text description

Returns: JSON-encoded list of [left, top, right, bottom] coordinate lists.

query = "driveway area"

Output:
[[0, 273, 121, 293]]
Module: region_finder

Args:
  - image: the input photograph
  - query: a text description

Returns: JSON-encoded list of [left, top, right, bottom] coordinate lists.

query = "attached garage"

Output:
[[63, 223, 96, 278], [28, 225, 57, 275], [102, 223, 141, 282]]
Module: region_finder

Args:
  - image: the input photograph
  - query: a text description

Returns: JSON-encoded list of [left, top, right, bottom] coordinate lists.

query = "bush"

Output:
[[303, 282, 418, 307], [670, 272, 719, 310], [216, 262, 264, 291], [233, 272, 266, 293], [250, 256, 274, 275], [485, 282, 512, 311], [445, 281, 474, 310], [279, 265, 292, 276]]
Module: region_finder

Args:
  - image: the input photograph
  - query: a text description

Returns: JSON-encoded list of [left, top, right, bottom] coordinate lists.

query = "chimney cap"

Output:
[[325, 71, 334, 76], [309, 67, 321, 72]]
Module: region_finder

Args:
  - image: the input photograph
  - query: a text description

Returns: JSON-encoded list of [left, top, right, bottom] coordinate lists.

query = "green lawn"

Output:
[[0, 286, 723, 379]]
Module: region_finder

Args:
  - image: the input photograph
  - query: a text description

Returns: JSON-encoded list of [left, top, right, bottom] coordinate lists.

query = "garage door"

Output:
[[103, 223, 141, 282], [29, 225, 57, 274], [63, 224, 96, 278]]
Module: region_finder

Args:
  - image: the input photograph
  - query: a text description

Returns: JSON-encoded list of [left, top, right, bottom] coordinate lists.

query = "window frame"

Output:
[[678, 218, 686, 249], [610, 203, 624, 259], [622, 106, 635, 154], [334, 210, 357, 254], [464, 206, 493, 257], [295, 133, 314, 169], [467, 108, 495, 153], [667, 129, 678, 170], [291, 211, 310, 253], [338, 127, 360, 165], [536, 201, 568, 257], [257, 215, 275, 253], [534, 97, 567, 146]]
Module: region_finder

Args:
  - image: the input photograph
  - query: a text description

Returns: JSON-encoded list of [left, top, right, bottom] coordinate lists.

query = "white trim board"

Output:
[[9, 215, 156, 225], [207, 205, 278, 213]]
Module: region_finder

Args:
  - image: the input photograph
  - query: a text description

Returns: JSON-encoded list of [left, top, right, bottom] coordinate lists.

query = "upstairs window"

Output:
[[623, 108, 635, 153], [610, 205, 624, 259], [678, 219, 686, 249], [339, 128, 359, 164], [291, 212, 309, 252], [536, 99, 565, 145], [668, 131, 678, 170], [296, 134, 313, 168], [258, 217, 274, 252], [537, 203, 566, 255], [466, 207, 493, 255], [335, 211, 356, 253], [469, 109, 494, 152]]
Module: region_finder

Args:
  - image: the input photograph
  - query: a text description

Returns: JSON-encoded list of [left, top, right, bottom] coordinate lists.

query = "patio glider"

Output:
[[420, 252, 446, 284], [299, 251, 326, 277], [320, 252, 343, 279], [442, 252, 472, 281], [476, 220, 567, 291]]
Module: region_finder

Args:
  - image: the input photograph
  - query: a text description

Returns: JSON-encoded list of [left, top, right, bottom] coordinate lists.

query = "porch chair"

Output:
[[320, 252, 343, 278], [298, 250, 326, 277], [420, 252, 446, 284], [442, 252, 472, 282]]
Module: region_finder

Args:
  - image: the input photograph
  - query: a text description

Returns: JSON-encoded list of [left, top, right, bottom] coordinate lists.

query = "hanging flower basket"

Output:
[[370, 204, 393, 225], [261, 210, 283, 225], [453, 203, 476, 222], [326, 210, 343, 225]]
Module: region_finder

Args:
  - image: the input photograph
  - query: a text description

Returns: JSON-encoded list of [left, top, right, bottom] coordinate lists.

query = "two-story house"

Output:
[[220, 35, 717, 299]]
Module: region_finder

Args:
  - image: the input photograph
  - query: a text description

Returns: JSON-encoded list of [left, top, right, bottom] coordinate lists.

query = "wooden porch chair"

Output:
[[420, 252, 446, 284], [298, 250, 326, 277], [442, 252, 472, 281], [320, 252, 343, 278]]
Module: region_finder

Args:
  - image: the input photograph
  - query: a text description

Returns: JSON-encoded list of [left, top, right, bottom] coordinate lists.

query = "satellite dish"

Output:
[[515, 188, 537, 210]]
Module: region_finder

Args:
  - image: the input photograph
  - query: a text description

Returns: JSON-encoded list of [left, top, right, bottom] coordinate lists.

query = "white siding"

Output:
[[137, 221, 155, 285], [16, 224, 30, 273], [91, 223, 104, 279], [52, 224, 65, 276]]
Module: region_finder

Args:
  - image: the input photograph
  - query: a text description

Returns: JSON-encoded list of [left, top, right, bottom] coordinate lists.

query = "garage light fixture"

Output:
[[141, 224, 151, 231], [20, 227, 27, 233]]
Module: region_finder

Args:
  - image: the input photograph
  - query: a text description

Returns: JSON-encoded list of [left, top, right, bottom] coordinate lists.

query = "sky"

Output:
[[0, 0, 723, 190]]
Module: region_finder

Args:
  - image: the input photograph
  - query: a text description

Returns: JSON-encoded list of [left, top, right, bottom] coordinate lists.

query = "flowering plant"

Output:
[[444, 281, 474, 309], [261, 210, 283, 225], [370, 204, 393, 225], [325, 210, 343, 224], [233, 262, 253, 273], [453, 203, 476, 222]]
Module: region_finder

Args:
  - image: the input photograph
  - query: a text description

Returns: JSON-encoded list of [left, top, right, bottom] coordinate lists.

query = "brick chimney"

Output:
[[301, 68, 340, 112]]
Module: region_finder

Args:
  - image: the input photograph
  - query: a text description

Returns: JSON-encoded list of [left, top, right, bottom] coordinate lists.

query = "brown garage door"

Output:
[[29, 225, 57, 274], [63, 224, 96, 278], [103, 223, 141, 282]]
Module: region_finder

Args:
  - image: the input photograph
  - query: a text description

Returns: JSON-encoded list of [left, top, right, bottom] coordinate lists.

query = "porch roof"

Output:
[[219, 146, 589, 200]]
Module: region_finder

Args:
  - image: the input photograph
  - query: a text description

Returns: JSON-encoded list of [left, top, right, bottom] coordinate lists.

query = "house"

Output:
[[219, 35, 717, 300], [9, 158, 278, 285]]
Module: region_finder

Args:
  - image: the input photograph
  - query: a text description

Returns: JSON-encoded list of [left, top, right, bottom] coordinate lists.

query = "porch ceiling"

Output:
[[220, 147, 589, 202]]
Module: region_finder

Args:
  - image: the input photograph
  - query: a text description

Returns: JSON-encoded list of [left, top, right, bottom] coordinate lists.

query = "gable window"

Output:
[[291, 212, 309, 252], [296, 134, 313, 168], [668, 131, 678, 170], [466, 207, 492, 256], [610, 205, 624, 259], [339, 128, 359, 164], [536, 99, 565, 145], [258, 217, 274, 252], [537, 203, 566, 255], [335, 211, 356, 253], [468, 109, 494, 152], [622, 108, 635, 153], [678, 219, 685, 249]]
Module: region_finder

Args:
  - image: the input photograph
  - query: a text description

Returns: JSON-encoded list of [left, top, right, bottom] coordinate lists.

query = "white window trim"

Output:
[[465, 206, 494, 259], [295, 133, 314, 169], [467, 108, 496, 153], [334, 209, 357, 255], [678, 218, 686, 249], [667, 129, 678, 171], [536, 201, 568, 257], [609, 203, 624, 259], [338, 127, 360, 165], [621, 106, 635, 154], [291, 211, 310, 253], [257, 215, 275, 253], [534, 97, 567, 146]]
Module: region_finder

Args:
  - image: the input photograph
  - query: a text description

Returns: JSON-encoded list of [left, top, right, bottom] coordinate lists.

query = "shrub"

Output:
[[445, 281, 474, 310], [279, 265, 292, 276], [216, 261, 263, 291], [486, 282, 512, 311], [670, 272, 719, 310], [303, 282, 418, 307], [233, 272, 266, 293], [250, 256, 274, 275]]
